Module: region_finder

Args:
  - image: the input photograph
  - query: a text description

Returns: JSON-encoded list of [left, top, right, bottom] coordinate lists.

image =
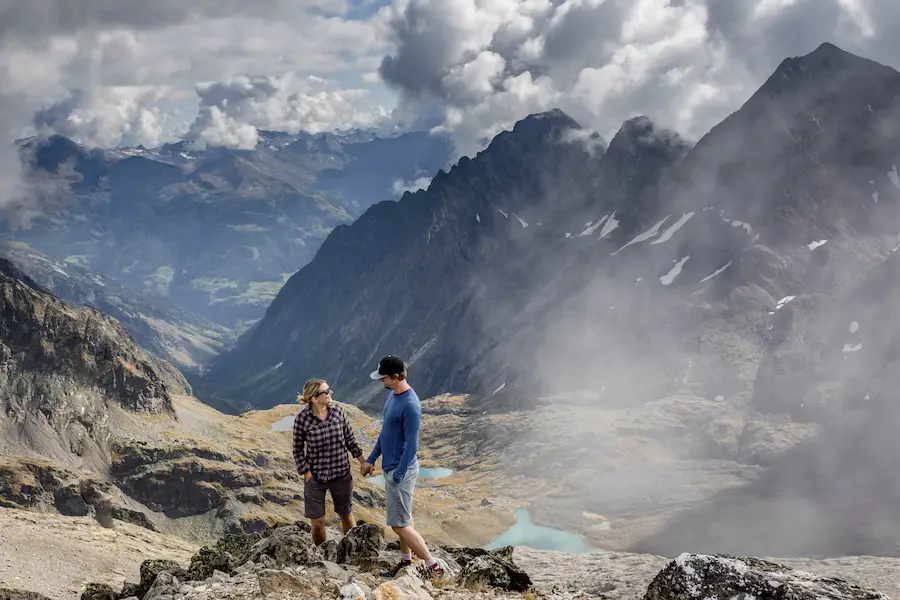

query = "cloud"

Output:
[[32, 86, 181, 148], [187, 74, 390, 149], [0, 1, 392, 145], [391, 175, 432, 195], [377, 0, 897, 159]]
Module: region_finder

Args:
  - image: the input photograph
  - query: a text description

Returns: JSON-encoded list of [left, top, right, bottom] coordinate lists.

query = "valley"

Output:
[[3, 34, 900, 600]]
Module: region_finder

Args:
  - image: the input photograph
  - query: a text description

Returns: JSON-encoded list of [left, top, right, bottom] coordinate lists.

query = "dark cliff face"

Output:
[[0, 258, 186, 466]]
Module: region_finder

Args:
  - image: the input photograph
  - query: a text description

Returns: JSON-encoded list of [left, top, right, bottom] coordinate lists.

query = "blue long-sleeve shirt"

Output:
[[366, 388, 421, 483]]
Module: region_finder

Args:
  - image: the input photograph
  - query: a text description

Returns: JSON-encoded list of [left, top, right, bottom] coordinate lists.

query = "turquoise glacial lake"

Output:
[[484, 508, 597, 554]]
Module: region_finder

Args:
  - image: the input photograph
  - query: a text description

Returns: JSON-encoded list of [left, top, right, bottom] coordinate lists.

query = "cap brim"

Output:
[[369, 369, 384, 380]]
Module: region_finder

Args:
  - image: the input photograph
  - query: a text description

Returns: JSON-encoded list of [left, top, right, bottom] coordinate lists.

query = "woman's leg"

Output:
[[331, 470, 357, 534], [305, 478, 328, 545]]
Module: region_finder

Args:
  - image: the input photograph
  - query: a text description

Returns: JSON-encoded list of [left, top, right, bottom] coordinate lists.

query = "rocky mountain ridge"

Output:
[[2, 258, 900, 600], [0, 257, 185, 469]]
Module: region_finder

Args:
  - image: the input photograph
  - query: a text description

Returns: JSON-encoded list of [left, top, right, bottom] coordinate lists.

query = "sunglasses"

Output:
[[315, 388, 334, 397]]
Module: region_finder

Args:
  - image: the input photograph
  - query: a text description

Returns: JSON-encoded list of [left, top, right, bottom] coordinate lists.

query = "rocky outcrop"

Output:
[[0, 460, 155, 530], [0, 258, 186, 468], [446, 546, 532, 592], [73, 523, 895, 600], [645, 553, 890, 600]]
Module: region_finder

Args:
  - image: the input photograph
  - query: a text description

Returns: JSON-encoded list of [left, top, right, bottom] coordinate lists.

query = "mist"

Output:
[[461, 42, 900, 559]]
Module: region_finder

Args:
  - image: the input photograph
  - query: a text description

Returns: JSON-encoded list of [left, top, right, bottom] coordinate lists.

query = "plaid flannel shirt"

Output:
[[292, 403, 364, 482]]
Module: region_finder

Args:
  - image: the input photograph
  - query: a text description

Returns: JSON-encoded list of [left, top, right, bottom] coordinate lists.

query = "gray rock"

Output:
[[142, 571, 180, 600], [246, 525, 323, 567], [644, 554, 890, 600], [452, 547, 532, 592], [336, 524, 385, 566]]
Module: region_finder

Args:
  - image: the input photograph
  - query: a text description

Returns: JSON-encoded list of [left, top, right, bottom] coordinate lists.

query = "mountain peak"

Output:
[[607, 116, 689, 155], [763, 41, 898, 95]]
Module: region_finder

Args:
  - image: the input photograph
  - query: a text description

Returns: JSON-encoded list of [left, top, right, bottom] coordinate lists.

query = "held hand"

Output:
[[360, 462, 374, 477], [304, 472, 312, 483]]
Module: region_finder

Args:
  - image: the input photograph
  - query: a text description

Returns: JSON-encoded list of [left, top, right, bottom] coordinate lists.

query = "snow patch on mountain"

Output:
[[889, 166, 900, 190], [613, 215, 671, 255], [661, 256, 690, 285], [577, 215, 610, 237], [653, 212, 695, 245], [598, 212, 619, 239], [699, 261, 733, 283]]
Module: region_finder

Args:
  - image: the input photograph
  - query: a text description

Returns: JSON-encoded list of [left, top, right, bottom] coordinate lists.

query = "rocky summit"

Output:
[[57, 520, 894, 600]]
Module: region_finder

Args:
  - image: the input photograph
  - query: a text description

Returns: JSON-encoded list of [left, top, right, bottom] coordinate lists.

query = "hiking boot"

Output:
[[423, 561, 445, 580]]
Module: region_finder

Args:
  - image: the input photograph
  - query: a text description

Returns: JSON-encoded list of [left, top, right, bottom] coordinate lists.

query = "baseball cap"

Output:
[[369, 355, 406, 380]]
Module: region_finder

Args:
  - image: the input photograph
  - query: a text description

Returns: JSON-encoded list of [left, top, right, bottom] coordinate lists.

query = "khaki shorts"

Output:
[[384, 460, 418, 527], [304, 470, 353, 519]]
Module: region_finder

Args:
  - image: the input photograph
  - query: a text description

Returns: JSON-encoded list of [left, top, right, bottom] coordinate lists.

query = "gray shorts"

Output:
[[384, 460, 418, 527]]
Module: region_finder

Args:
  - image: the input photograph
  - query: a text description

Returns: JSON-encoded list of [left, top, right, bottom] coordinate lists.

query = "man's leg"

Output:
[[385, 464, 442, 577], [391, 524, 433, 562], [398, 516, 413, 555], [304, 478, 327, 546]]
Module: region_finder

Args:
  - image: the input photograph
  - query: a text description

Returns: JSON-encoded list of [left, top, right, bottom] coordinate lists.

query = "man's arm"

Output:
[[291, 414, 311, 479], [391, 401, 421, 483], [366, 431, 383, 466]]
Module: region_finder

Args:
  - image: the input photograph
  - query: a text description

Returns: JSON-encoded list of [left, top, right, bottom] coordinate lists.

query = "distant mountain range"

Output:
[[3, 127, 451, 333]]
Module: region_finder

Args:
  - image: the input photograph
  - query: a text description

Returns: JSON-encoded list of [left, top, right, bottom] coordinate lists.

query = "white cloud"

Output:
[[188, 74, 390, 149], [392, 175, 432, 195], [0, 0, 898, 170], [377, 0, 900, 158]]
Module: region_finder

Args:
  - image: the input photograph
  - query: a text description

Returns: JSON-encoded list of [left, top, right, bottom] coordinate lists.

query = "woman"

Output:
[[291, 378, 368, 545]]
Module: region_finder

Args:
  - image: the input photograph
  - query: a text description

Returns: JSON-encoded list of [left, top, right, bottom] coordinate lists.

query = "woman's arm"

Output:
[[291, 413, 311, 480]]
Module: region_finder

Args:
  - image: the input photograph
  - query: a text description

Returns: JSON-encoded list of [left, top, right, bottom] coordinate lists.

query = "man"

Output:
[[361, 355, 444, 579]]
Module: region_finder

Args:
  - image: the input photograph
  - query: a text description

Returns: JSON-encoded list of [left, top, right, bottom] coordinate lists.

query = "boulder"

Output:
[[142, 571, 179, 600], [644, 553, 890, 600], [187, 546, 234, 581], [78, 584, 116, 600], [336, 524, 385, 566], [246, 525, 323, 567], [372, 574, 432, 600], [136, 559, 186, 598], [446, 546, 531, 592]]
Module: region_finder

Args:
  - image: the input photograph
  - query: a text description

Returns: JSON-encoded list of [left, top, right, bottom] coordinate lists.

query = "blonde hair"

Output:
[[299, 379, 327, 405]]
